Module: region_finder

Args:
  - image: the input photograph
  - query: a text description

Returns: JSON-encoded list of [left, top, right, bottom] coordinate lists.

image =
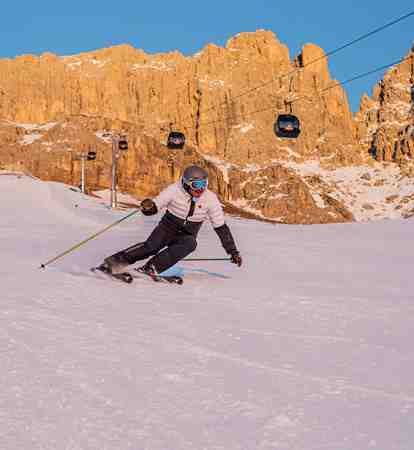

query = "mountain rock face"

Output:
[[1, 31, 413, 223], [354, 46, 414, 167]]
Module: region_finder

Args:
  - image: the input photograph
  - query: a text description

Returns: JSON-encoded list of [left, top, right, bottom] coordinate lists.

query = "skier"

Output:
[[100, 165, 242, 278]]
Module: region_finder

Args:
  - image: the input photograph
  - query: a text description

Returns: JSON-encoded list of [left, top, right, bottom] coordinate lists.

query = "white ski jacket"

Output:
[[153, 182, 225, 228]]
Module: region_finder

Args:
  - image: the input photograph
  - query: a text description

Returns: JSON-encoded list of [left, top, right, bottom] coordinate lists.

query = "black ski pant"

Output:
[[115, 221, 197, 274]]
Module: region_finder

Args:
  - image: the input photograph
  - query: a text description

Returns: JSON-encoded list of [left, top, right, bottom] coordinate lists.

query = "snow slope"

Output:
[[1, 173, 413, 450]]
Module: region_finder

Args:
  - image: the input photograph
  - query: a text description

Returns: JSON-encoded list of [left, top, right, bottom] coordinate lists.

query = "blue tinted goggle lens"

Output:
[[190, 179, 207, 190]]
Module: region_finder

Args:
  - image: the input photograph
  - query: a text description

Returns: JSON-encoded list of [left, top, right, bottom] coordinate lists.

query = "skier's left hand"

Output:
[[230, 251, 242, 267], [141, 198, 158, 216]]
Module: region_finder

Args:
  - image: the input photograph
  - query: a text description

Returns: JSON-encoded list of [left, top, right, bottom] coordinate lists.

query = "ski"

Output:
[[132, 268, 183, 285], [89, 266, 182, 285], [90, 266, 134, 284]]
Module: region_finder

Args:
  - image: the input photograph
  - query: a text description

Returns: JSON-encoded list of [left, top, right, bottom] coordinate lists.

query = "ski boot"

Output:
[[99, 253, 130, 275], [135, 263, 159, 279]]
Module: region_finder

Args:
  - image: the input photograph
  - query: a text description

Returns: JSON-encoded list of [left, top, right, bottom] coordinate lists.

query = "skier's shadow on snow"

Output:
[[163, 266, 231, 279]]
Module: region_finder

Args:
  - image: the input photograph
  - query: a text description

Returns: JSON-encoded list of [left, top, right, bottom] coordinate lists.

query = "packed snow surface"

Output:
[[1, 173, 413, 450]]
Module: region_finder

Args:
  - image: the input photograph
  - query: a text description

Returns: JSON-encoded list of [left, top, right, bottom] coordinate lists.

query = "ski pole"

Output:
[[182, 258, 232, 262], [40, 208, 141, 269]]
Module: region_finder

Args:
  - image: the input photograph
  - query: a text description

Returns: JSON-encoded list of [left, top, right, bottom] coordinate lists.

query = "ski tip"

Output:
[[172, 276, 184, 285], [124, 274, 134, 284]]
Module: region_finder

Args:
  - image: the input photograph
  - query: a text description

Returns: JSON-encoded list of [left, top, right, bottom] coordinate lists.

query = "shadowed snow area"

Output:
[[1, 173, 413, 450]]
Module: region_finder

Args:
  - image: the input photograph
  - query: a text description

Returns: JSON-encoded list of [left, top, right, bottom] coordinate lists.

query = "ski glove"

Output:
[[230, 251, 242, 267], [141, 198, 158, 216]]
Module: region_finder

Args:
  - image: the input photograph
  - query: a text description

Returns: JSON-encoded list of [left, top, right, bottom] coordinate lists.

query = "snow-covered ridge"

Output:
[[203, 153, 414, 222], [62, 56, 109, 69], [281, 160, 414, 221]]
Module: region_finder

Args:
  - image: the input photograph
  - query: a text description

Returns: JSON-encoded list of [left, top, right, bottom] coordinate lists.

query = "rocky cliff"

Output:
[[1, 31, 413, 223], [355, 45, 414, 166]]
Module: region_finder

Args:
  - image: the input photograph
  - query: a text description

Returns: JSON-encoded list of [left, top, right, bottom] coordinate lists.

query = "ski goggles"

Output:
[[186, 179, 207, 190]]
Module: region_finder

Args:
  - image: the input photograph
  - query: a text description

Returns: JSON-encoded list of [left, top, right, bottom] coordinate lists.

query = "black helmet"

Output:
[[181, 165, 208, 197]]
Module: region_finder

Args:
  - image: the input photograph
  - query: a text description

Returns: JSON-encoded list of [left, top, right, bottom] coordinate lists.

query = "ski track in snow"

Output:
[[1, 173, 414, 450]]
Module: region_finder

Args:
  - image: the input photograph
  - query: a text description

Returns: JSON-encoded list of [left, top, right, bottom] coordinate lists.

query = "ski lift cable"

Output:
[[189, 9, 414, 119], [133, 10, 414, 146], [190, 53, 412, 130], [292, 56, 412, 103], [83, 10, 414, 146]]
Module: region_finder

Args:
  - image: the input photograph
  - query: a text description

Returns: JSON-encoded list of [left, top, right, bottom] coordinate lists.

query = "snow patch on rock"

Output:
[[95, 131, 114, 144], [20, 134, 43, 145], [199, 75, 226, 89], [202, 154, 234, 184], [282, 160, 414, 221], [233, 123, 254, 134], [131, 60, 174, 72]]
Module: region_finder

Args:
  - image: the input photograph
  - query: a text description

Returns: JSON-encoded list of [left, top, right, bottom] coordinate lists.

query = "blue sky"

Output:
[[1, 0, 413, 111]]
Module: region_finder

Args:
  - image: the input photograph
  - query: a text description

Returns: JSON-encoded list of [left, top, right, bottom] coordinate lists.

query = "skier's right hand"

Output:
[[230, 251, 242, 267], [141, 198, 158, 216]]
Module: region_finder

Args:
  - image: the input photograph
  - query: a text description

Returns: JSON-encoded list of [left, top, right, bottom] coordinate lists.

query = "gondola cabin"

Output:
[[167, 131, 186, 149], [274, 114, 301, 139], [118, 139, 128, 151], [87, 151, 97, 161]]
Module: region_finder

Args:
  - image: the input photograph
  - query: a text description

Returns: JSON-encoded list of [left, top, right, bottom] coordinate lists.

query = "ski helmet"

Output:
[[181, 165, 208, 197]]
